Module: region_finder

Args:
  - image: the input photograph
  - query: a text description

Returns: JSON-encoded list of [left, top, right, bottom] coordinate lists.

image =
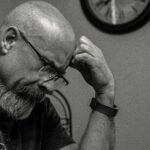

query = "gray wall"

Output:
[[1, 0, 150, 150]]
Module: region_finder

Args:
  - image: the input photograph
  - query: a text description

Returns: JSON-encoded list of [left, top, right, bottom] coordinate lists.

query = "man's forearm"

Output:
[[71, 36, 116, 150], [79, 91, 116, 150], [79, 111, 115, 150]]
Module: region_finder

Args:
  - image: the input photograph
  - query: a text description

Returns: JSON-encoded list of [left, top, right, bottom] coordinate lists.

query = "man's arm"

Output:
[[61, 36, 116, 150], [60, 100, 115, 150], [79, 94, 116, 150]]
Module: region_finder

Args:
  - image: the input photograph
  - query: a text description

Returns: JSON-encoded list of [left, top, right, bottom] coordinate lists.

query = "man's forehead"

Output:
[[24, 28, 75, 72]]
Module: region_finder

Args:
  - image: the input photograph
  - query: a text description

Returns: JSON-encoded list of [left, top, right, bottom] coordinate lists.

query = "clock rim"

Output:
[[81, 0, 150, 34]]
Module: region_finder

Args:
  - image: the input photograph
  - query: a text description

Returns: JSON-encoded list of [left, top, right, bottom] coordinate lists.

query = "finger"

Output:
[[74, 44, 94, 57], [71, 54, 91, 71], [80, 36, 94, 46], [80, 36, 102, 54], [72, 53, 93, 65]]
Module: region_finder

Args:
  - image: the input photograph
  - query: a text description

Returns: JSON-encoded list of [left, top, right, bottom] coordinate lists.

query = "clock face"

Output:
[[81, 0, 150, 33]]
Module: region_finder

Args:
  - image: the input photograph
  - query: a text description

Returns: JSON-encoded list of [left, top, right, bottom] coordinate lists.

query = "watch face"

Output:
[[81, 0, 150, 33]]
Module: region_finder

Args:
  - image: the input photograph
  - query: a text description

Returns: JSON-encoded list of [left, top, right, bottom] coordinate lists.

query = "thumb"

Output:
[[69, 56, 85, 72]]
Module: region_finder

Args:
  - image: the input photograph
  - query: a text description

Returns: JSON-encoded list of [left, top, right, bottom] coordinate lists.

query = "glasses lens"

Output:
[[39, 66, 69, 89], [53, 77, 68, 89], [39, 65, 56, 73]]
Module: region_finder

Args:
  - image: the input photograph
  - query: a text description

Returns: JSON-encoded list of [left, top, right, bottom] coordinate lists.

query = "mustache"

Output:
[[13, 84, 42, 101]]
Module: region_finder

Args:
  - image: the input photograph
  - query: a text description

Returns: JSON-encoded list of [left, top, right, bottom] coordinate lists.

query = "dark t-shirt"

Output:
[[0, 98, 74, 150]]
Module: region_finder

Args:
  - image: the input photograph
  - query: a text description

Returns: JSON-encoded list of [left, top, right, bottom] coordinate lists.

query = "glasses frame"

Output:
[[18, 29, 69, 86]]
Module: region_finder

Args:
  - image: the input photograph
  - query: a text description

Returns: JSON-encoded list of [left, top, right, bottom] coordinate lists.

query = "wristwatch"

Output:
[[90, 98, 118, 117]]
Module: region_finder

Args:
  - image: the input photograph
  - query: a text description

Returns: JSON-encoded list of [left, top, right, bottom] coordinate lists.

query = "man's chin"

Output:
[[0, 81, 45, 120], [12, 85, 45, 120]]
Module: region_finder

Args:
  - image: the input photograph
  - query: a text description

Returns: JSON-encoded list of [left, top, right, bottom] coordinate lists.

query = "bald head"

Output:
[[0, 1, 75, 72], [0, 1, 76, 119]]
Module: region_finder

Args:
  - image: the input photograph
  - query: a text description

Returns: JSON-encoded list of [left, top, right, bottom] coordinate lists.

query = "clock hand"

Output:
[[111, 0, 117, 24], [131, 5, 138, 14]]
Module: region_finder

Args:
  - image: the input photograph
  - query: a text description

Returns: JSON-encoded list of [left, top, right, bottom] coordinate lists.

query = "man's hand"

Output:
[[71, 36, 115, 106]]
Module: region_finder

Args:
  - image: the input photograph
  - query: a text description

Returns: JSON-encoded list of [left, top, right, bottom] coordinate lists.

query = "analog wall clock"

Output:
[[81, 0, 150, 34]]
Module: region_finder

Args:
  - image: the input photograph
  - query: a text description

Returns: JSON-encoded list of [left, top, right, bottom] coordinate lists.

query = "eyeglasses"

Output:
[[18, 29, 69, 88]]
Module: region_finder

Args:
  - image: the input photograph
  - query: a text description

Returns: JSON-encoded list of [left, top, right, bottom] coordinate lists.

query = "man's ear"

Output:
[[1, 26, 18, 54]]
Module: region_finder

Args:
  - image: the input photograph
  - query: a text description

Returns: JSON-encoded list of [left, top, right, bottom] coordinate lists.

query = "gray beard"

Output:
[[0, 81, 45, 120]]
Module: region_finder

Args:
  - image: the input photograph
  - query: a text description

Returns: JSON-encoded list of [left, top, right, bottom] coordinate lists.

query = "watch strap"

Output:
[[90, 98, 118, 117]]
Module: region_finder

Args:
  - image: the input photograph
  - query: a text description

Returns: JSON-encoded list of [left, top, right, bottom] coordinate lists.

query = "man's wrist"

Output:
[[90, 98, 118, 117], [95, 85, 115, 107], [95, 93, 114, 107]]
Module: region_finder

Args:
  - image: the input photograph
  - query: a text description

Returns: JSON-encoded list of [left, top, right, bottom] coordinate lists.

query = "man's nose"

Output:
[[39, 75, 51, 84], [38, 69, 52, 83], [38, 71, 66, 93], [38, 74, 56, 94]]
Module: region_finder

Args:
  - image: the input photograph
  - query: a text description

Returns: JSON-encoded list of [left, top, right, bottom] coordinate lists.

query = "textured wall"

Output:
[[1, 0, 150, 150]]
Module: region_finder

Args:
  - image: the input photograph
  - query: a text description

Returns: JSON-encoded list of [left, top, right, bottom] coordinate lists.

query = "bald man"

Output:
[[0, 1, 117, 150]]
